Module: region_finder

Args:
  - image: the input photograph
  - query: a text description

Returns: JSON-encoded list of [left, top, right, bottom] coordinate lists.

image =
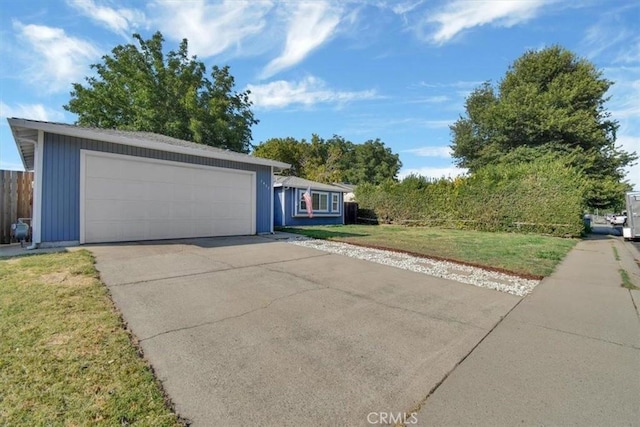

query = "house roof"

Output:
[[8, 118, 291, 171], [274, 175, 347, 192], [331, 182, 357, 192]]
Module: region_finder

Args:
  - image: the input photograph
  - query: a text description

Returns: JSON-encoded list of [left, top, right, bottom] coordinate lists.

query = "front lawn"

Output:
[[0, 251, 182, 426], [280, 225, 577, 277]]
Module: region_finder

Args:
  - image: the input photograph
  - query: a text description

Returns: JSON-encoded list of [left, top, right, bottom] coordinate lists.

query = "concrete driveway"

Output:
[[89, 235, 519, 426]]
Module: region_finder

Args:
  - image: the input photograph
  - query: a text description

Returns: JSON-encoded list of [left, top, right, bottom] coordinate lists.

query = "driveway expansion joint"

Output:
[[403, 295, 527, 417], [106, 253, 332, 287], [262, 265, 488, 331], [511, 319, 640, 350], [138, 286, 326, 343]]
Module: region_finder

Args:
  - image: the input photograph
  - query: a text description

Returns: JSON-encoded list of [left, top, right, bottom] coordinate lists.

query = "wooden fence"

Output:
[[0, 170, 33, 244], [344, 202, 358, 224]]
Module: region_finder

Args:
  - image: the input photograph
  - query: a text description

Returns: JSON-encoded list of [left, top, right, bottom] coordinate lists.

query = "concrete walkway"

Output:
[[416, 236, 640, 426]]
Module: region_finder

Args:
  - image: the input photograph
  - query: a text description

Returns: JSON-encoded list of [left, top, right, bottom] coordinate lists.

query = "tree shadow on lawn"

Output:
[[279, 227, 369, 239]]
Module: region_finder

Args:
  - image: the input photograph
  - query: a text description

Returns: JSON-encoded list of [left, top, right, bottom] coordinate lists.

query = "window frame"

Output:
[[296, 189, 340, 217], [331, 193, 340, 212]]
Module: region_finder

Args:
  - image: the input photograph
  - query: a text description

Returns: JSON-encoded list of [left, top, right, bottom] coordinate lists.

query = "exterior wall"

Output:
[[282, 187, 343, 227], [41, 132, 272, 242], [273, 187, 284, 227]]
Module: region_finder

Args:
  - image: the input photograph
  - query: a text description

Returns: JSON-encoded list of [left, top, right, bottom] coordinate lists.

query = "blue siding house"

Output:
[[274, 176, 345, 227], [8, 118, 289, 246]]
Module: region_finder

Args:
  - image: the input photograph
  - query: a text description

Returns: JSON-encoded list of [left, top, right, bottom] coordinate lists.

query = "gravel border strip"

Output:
[[287, 237, 539, 297]]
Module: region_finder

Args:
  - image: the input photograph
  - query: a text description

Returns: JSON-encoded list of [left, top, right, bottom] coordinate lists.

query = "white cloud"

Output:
[[0, 101, 65, 122], [581, 3, 639, 64], [12, 21, 99, 93], [423, 0, 549, 44], [261, 1, 341, 78], [608, 76, 640, 120], [66, 0, 147, 37], [399, 166, 468, 181], [617, 135, 640, 191], [408, 95, 451, 104], [247, 76, 377, 109], [403, 146, 452, 157], [392, 0, 424, 15], [419, 80, 483, 89], [421, 119, 453, 128], [151, 0, 273, 58]]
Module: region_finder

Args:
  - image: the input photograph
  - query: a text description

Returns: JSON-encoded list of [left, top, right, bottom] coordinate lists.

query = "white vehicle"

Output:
[[611, 213, 627, 226], [623, 192, 639, 240]]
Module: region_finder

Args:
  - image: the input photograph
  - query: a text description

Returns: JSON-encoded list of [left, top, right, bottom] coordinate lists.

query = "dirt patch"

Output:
[[41, 272, 93, 287], [46, 333, 72, 346], [41, 272, 68, 283]]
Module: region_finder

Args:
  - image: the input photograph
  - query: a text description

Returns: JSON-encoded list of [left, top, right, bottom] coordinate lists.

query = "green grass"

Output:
[[612, 245, 621, 261], [0, 251, 182, 426], [281, 225, 578, 277], [619, 269, 638, 290]]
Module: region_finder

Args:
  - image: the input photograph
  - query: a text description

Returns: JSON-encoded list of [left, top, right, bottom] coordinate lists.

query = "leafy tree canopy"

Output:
[[450, 45, 636, 209], [252, 135, 401, 185], [65, 32, 257, 153]]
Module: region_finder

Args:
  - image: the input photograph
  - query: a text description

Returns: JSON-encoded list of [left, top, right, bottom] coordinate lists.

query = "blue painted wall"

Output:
[[276, 187, 343, 227], [274, 187, 284, 226], [41, 132, 273, 242]]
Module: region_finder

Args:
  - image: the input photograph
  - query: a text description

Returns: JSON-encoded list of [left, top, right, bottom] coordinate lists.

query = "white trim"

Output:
[[8, 118, 289, 170], [270, 166, 274, 233], [281, 189, 286, 227], [79, 151, 87, 244], [250, 169, 257, 235], [296, 189, 331, 214], [79, 150, 257, 242], [292, 214, 342, 218], [331, 193, 340, 212], [32, 131, 44, 244]]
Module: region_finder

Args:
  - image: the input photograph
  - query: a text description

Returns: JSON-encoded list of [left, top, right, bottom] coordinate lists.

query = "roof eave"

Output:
[[7, 118, 291, 170]]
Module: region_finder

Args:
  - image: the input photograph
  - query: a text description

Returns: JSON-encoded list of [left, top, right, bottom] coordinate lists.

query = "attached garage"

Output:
[[9, 118, 289, 246]]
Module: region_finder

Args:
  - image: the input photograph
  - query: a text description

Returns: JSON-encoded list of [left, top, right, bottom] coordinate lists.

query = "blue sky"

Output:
[[1, 0, 638, 189]]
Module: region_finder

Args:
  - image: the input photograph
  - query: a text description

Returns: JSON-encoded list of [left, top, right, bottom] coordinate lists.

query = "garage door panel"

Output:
[[86, 200, 123, 221], [172, 184, 193, 202], [145, 184, 170, 202], [87, 157, 120, 178], [82, 152, 255, 243], [86, 177, 121, 200]]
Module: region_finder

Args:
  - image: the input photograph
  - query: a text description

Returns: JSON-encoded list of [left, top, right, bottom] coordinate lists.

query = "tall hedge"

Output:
[[355, 158, 587, 236]]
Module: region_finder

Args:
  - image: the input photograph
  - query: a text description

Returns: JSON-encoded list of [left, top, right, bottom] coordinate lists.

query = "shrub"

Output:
[[355, 158, 587, 237]]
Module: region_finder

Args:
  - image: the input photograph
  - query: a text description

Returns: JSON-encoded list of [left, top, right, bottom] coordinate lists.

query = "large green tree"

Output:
[[450, 45, 636, 208], [65, 32, 257, 153], [252, 135, 401, 185]]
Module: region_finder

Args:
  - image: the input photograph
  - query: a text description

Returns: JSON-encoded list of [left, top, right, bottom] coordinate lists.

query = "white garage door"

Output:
[[80, 151, 256, 243]]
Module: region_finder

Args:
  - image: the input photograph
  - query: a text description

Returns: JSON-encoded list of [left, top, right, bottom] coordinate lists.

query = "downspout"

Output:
[[27, 130, 44, 250]]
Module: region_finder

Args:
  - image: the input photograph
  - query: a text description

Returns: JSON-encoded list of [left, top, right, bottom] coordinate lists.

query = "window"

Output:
[[299, 190, 329, 211], [332, 193, 339, 212], [316, 193, 328, 211]]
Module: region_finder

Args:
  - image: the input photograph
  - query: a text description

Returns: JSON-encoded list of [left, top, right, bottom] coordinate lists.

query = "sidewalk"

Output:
[[416, 236, 640, 426]]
